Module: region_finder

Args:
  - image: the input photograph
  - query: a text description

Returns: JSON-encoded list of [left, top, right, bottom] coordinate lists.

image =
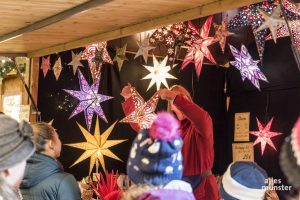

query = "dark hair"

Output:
[[31, 122, 56, 153]]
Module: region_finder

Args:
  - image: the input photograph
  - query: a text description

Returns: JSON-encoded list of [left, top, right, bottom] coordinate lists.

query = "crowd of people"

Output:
[[0, 84, 299, 200]]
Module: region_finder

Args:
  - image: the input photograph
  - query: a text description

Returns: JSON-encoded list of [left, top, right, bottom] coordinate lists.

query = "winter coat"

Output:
[[20, 153, 81, 200]]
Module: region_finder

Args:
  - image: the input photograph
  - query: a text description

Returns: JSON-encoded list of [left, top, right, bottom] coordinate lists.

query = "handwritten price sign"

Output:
[[232, 143, 254, 162], [234, 112, 250, 141]]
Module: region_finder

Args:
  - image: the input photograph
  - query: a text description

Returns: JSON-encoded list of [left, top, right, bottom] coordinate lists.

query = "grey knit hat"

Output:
[[0, 115, 35, 170]]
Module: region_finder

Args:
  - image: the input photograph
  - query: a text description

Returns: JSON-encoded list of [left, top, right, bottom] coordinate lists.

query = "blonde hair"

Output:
[[167, 85, 192, 112], [120, 184, 157, 200], [31, 122, 56, 153]]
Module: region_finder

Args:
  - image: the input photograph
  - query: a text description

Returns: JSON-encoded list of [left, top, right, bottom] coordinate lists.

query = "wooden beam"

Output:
[[28, 0, 263, 58], [0, 0, 112, 44], [0, 53, 27, 57]]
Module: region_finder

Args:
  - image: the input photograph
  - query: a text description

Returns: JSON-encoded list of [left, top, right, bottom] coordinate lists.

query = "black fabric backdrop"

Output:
[[37, 24, 300, 198]]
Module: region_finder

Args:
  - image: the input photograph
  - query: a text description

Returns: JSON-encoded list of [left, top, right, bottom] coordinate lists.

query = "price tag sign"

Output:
[[234, 112, 250, 141], [232, 143, 254, 162]]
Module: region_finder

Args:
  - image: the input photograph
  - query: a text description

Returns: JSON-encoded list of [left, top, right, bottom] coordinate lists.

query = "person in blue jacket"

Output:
[[20, 122, 81, 200]]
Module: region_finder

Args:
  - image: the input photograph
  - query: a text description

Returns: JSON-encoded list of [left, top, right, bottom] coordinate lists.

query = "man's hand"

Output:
[[120, 83, 133, 100], [157, 88, 177, 101]]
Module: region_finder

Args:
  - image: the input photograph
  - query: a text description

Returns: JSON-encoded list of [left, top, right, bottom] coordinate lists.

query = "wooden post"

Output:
[[29, 57, 40, 122]]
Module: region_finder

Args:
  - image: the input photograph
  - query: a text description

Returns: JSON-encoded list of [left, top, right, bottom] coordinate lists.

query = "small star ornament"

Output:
[[63, 69, 113, 131], [53, 57, 62, 81], [142, 55, 177, 91], [41, 56, 51, 77], [68, 51, 84, 75], [134, 35, 156, 63], [66, 117, 127, 174], [250, 117, 283, 155], [214, 16, 234, 53], [113, 44, 128, 71]]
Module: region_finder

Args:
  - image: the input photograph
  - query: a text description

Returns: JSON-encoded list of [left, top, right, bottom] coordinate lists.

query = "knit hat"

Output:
[[220, 161, 268, 200], [280, 117, 300, 190], [127, 112, 183, 185], [0, 115, 35, 170], [137, 189, 195, 200]]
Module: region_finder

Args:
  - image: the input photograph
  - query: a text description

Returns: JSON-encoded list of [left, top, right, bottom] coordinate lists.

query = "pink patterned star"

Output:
[[41, 56, 51, 77], [250, 117, 283, 155], [182, 16, 217, 77]]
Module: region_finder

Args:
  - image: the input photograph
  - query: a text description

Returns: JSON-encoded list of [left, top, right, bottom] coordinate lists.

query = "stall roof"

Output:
[[0, 0, 263, 57]]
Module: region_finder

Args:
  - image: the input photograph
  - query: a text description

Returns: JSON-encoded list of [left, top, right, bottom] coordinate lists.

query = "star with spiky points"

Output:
[[214, 16, 234, 53], [65, 117, 127, 174], [120, 86, 159, 130], [229, 44, 268, 91], [142, 55, 177, 91], [113, 44, 128, 71], [182, 16, 217, 77], [134, 35, 156, 63], [250, 117, 283, 155], [68, 51, 84, 75], [41, 56, 51, 77], [255, 6, 286, 43], [63, 69, 113, 131]]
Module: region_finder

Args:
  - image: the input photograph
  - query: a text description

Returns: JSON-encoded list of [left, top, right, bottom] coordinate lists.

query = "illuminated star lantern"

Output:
[[120, 87, 159, 130], [229, 44, 268, 91], [142, 55, 177, 91], [53, 57, 62, 81], [68, 51, 84, 75], [65, 117, 127, 174], [41, 56, 51, 77], [214, 16, 234, 53], [81, 42, 113, 82], [182, 16, 217, 77], [113, 44, 128, 71], [63, 69, 113, 131], [134, 35, 156, 63], [250, 117, 283, 155], [255, 7, 286, 43]]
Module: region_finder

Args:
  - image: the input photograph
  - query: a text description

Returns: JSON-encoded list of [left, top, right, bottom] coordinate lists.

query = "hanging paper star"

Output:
[[134, 35, 156, 63], [120, 87, 159, 129], [142, 55, 177, 91], [63, 69, 113, 131], [266, 20, 300, 53], [149, 23, 192, 62], [68, 51, 84, 75], [53, 57, 62, 81], [255, 7, 286, 43], [81, 42, 113, 82], [113, 44, 128, 71], [41, 56, 51, 78], [229, 44, 269, 91], [228, 1, 300, 60], [250, 117, 283, 155], [66, 117, 127, 174], [214, 16, 234, 53], [182, 16, 217, 77]]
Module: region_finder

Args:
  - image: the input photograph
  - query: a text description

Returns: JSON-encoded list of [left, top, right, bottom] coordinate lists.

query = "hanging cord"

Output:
[[13, 58, 41, 122], [264, 90, 270, 123], [279, 0, 300, 71]]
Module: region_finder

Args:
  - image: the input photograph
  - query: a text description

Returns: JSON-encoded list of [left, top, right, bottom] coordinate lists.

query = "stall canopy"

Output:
[[0, 0, 263, 57]]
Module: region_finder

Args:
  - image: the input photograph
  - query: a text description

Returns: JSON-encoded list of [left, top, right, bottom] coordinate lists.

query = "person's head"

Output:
[[168, 85, 192, 120], [31, 122, 62, 159], [0, 115, 35, 189], [280, 117, 300, 191], [220, 161, 268, 200], [127, 112, 183, 185]]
